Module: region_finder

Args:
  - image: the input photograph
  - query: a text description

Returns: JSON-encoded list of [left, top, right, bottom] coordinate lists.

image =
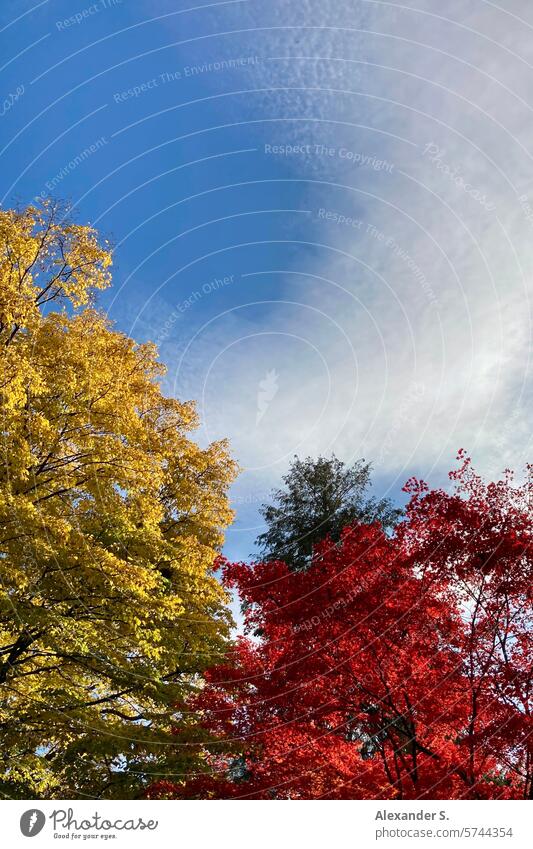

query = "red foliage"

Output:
[[150, 454, 533, 799]]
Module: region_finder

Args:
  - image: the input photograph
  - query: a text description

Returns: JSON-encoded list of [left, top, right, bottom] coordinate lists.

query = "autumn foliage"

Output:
[[150, 453, 532, 800], [1, 201, 531, 802], [0, 202, 237, 797]]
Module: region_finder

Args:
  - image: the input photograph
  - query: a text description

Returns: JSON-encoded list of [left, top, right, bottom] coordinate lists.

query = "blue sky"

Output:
[[1, 0, 532, 564]]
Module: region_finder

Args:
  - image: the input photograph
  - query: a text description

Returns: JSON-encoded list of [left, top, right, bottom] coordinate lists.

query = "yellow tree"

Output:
[[0, 201, 237, 798]]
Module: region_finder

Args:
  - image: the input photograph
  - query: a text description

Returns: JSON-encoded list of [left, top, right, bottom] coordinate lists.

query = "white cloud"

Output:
[[154, 0, 533, 506]]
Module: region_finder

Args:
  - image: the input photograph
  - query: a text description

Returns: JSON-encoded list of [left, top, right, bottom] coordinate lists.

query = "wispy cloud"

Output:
[[153, 0, 532, 515]]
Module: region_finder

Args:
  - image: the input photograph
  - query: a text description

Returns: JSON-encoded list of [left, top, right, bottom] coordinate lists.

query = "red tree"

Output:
[[150, 454, 532, 799]]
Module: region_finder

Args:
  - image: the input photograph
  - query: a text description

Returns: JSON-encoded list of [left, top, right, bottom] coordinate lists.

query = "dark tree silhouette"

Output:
[[255, 455, 401, 570]]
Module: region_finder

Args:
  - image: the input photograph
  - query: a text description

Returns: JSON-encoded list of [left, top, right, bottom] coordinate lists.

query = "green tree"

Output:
[[0, 201, 238, 798], [256, 455, 400, 570]]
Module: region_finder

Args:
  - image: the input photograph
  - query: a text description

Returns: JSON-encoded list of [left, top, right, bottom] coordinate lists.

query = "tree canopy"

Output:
[[151, 454, 533, 800], [255, 454, 401, 570], [2, 202, 531, 803], [0, 201, 238, 798]]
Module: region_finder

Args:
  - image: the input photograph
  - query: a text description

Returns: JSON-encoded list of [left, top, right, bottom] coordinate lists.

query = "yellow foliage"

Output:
[[0, 202, 238, 798]]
